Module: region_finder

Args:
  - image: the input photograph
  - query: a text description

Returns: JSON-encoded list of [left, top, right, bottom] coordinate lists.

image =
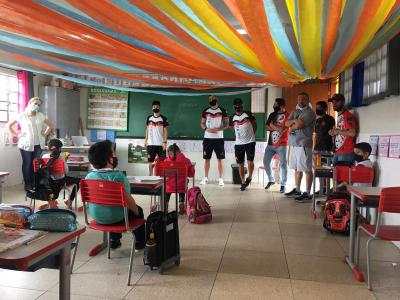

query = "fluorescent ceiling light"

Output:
[[236, 29, 247, 35]]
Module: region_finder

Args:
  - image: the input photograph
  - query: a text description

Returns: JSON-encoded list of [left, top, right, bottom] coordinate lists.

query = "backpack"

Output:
[[27, 158, 59, 201], [186, 186, 212, 224], [323, 191, 351, 234]]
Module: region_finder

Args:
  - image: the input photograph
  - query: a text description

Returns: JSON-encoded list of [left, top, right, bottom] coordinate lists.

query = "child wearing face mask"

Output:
[[42, 138, 81, 208], [158, 143, 195, 214]]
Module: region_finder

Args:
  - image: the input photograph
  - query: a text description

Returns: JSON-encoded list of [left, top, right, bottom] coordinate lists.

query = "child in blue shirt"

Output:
[[86, 140, 145, 249]]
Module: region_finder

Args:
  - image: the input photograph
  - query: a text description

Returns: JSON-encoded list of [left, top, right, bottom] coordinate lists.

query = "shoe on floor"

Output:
[[244, 178, 252, 187], [110, 239, 122, 250], [200, 177, 208, 185], [240, 183, 246, 191], [264, 181, 275, 190], [218, 178, 224, 187], [284, 188, 302, 197], [295, 192, 312, 202], [280, 185, 285, 193]]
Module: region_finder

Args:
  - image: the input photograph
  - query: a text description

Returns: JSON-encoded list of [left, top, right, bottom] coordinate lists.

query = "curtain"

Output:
[[17, 70, 30, 112], [350, 62, 364, 108]]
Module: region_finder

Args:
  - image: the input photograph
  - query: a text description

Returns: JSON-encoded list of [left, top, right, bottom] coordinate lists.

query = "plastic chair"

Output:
[[333, 165, 374, 190], [29, 158, 79, 210], [355, 187, 400, 290], [155, 160, 188, 202], [80, 179, 145, 286]]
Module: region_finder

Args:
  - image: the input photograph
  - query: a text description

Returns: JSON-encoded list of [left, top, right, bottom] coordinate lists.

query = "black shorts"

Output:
[[203, 138, 225, 160], [147, 145, 165, 162], [235, 142, 256, 164]]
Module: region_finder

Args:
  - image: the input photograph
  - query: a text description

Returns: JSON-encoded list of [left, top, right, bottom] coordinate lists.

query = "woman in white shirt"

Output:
[[6, 97, 53, 190]]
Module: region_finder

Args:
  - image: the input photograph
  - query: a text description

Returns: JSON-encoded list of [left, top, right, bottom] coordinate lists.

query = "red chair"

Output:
[[80, 179, 145, 286], [29, 158, 79, 210], [355, 187, 400, 290], [154, 161, 188, 210], [333, 165, 374, 190]]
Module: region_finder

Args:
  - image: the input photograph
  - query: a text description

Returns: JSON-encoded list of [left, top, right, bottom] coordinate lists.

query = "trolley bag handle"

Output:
[[163, 169, 178, 214]]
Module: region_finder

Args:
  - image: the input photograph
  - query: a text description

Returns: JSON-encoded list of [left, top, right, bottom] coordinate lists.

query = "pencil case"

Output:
[[28, 209, 77, 232], [0, 204, 33, 228]]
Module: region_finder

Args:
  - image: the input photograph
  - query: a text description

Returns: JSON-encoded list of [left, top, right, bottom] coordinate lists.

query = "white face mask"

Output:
[[296, 102, 312, 111], [30, 103, 40, 112]]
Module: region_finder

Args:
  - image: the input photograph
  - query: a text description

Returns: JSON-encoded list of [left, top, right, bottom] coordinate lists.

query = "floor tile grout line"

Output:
[[207, 189, 242, 300], [121, 267, 149, 299]]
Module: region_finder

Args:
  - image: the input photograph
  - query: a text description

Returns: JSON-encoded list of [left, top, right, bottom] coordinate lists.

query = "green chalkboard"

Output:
[[117, 89, 265, 140]]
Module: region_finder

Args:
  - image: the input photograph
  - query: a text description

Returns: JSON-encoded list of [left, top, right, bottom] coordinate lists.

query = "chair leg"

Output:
[[107, 232, 111, 259], [127, 234, 136, 286], [71, 235, 80, 274], [355, 226, 362, 266], [366, 237, 375, 290]]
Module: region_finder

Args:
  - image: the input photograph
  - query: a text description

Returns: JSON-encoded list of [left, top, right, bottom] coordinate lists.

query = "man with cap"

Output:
[[200, 95, 229, 186], [229, 98, 257, 191], [284, 92, 316, 202], [328, 94, 357, 165], [264, 98, 290, 193]]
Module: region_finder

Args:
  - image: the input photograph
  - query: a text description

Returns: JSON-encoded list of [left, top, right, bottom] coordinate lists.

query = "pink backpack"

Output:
[[186, 187, 212, 224]]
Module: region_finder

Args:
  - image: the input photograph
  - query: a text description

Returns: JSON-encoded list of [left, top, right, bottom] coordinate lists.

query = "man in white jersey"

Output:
[[144, 100, 169, 175], [229, 98, 257, 191], [200, 95, 228, 186]]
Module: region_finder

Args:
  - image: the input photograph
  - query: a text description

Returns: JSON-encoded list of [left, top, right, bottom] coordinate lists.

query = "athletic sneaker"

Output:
[[240, 183, 246, 191], [200, 177, 208, 185], [110, 239, 122, 250], [264, 181, 275, 190], [244, 178, 252, 187], [284, 188, 302, 197], [280, 185, 285, 193], [218, 178, 224, 186], [295, 192, 312, 202]]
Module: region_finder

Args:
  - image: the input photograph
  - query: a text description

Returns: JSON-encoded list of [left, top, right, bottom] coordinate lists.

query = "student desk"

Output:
[[130, 179, 165, 212], [311, 166, 333, 219], [346, 186, 381, 282], [0, 172, 10, 204], [0, 226, 86, 300]]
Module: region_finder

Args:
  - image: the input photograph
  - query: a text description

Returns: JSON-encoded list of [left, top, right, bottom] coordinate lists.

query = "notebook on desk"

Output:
[[127, 176, 162, 183], [0, 228, 47, 254]]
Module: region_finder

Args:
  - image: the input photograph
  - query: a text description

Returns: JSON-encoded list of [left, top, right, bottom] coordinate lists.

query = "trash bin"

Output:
[[231, 164, 247, 184]]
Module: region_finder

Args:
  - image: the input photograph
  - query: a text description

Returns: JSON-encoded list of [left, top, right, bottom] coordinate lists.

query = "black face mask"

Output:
[[112, 157, 118, 169], [234, 105, 243, 112], [153, 108, 160, 114], [354, 154, 364, 163], [316, 109, 324, 116], [333, 104, 344, 112], [273, 106, 280, 113], [209, 99, 217, 106]]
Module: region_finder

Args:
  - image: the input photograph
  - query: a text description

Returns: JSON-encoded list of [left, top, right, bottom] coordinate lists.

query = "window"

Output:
[[339, 67, 352, 104], [0, 72, 19, 123], [363, 43, 388, 103]]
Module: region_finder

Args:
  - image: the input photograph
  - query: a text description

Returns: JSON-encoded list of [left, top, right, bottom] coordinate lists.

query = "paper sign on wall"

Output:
[[369, 135, 379, 156], [378, 135, 390, 157], [389, 135, 400, 159]]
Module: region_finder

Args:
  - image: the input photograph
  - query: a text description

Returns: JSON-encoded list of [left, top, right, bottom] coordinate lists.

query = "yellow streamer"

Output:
[[273, 41, 306, 81], [285, 0, 299, 43], [150, 0, 263, 72], [340, 0, 347, 18], [340, 0, 396, 72], [297, 0, 323, 78]]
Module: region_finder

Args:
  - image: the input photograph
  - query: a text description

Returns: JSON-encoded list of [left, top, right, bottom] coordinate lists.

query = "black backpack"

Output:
[[27, 158, 59, 201]]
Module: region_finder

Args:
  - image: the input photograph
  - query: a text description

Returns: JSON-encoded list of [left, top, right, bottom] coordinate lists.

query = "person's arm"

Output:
[[284, 112, 295, 128], [250, 112, 257, 133], [144, 127, 149, 147], [126, 193, 139, 216], [290, 110, 315, 130], [162, 127, 168, 150], [42, 118, 53, 137], [331, 127, 356, 137], [5, 119, 19, 137]]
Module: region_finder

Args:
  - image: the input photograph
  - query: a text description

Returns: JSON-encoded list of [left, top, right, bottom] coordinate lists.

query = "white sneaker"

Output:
[[218, 178, 224, 187], [200, 177, 208, 185]]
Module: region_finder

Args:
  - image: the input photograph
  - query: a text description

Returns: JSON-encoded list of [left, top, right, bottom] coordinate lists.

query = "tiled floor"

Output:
[[1, 183, 400, 299]]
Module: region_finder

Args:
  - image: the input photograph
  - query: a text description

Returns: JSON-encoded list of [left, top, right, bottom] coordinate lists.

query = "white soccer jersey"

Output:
[[146, 114, 169, 145], [229, 111, 256, 145], [202, 106, 228, 139]]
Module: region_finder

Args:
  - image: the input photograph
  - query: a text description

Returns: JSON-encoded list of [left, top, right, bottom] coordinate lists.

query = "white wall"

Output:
[[353, 94, 400, 246]]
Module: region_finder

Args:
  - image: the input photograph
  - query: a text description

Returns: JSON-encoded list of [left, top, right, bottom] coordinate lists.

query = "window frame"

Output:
[[0, 72, 19, 123]]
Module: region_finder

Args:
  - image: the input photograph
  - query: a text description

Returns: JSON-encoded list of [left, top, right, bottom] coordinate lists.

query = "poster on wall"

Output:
[[87, 88, 128, 131], [369, 135, 379, 156], [378, 135, 390, 157], [389, 135, 400, 159], [128, 143, 148, 163]]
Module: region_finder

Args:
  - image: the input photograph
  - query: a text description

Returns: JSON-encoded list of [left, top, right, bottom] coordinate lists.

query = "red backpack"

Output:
[[186, 187, 212, 224], [323, 191, 351, 234]]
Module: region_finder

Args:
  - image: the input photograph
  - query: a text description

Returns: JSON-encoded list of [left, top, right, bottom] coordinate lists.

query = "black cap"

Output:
[[329, 93, 345, 102], [354, 142, 372, 155], [233, 98, 243, 105]]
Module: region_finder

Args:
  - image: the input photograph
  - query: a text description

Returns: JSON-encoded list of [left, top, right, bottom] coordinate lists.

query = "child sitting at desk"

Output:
[[337, 142, 373, 189], [156, 143, 195, 215], [42, 139, 81, 209], [86, 140, 145, 249]]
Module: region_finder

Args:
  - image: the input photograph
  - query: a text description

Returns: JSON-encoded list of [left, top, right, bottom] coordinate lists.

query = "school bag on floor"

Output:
[[186, 186, 212, 224], [27, 158, 59, 201], [323, 191, 351, 234]]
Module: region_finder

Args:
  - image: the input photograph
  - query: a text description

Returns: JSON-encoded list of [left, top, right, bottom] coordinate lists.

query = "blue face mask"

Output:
[[30, 103, 40, 112]]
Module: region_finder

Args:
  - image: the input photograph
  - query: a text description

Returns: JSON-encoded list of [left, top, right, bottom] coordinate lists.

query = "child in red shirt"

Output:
[[158, 143, 195, 214]]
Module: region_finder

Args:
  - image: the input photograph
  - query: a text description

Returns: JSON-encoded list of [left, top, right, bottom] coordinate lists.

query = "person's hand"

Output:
[[206, 127, 219, 133], [41, 130, 46, 137], [162, 143, 167, 151], [328, 128, 338, 136], [144, 141, 148, 148]]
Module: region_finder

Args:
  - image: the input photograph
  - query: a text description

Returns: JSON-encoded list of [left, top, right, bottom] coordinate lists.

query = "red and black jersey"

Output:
[[335, 110, 356, 154], [202, 106, 228, 139]]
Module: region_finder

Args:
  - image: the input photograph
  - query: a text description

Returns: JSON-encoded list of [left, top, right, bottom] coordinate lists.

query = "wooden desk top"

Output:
[[0, 172, 10, 177], [130, 179, 163, 189], [347, 186, 382, 201], [0, 226, 86, 270]]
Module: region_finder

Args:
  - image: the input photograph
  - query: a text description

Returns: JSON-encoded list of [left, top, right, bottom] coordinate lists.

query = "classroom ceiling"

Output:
[[0, 0, 399, 92]]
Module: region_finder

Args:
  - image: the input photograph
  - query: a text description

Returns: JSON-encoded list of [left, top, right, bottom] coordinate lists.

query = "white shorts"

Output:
[[290, 146, 313, 172]]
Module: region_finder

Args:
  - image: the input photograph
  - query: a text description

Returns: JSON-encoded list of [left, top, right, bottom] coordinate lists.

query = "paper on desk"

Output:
[[0, 229, 47, 254], [127, 176, 162, 182]]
